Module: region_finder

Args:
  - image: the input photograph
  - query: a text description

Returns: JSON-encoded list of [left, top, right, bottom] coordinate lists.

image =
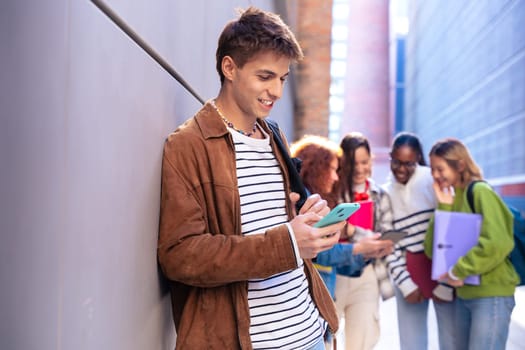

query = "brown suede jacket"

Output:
[[158, 101, 338, 349]]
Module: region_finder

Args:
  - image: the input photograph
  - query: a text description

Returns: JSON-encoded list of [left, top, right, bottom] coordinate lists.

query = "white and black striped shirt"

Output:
[[383, 166, 437, 296], [230, 128, 326, 350]]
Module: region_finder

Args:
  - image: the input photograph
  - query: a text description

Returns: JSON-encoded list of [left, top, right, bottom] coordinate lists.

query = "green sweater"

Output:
[[424, 181, 518, 299]]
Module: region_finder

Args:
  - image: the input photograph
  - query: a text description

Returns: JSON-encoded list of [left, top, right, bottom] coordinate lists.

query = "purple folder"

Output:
[[432, 210, 483, 285]]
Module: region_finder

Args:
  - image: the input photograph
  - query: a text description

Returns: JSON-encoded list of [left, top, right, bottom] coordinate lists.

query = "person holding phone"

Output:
[[291, 135, 394, 298], [382, 132, 456, 350], [335, 132, 395, 350], [157, 8, 344, 349]]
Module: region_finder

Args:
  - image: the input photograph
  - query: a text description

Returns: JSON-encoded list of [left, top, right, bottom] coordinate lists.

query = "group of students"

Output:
[[290, 132, 518, 350], [156, 6, 518, 350]]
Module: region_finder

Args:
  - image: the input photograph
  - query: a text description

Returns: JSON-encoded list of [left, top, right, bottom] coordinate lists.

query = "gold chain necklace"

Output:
[[211, 100, 257, 137]]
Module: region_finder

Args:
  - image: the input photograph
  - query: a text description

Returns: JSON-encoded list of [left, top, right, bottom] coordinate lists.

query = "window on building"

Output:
[[329, 0, 350, 142]]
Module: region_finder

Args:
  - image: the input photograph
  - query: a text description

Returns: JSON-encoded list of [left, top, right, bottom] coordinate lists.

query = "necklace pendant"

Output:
[[212, 99, 257, 137]]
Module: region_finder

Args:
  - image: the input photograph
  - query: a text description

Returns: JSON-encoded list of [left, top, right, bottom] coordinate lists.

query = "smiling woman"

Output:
[[290, 134, 394, 333], [424, 137, 518, 350], [383, 132, 457, 350], [389, 132, 426, 185], [335, 131, 396, 350]]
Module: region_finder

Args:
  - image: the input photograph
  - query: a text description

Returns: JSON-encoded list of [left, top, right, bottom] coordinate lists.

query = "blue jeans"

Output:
[[395, 287, 456, 350], [454, 296, 515, 350], [306, 336, 326, 350]]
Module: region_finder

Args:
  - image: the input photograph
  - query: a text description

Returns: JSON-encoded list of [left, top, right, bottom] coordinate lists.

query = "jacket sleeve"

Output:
[[158, 134, 298, 288], [375, 189, 394, 234], [315, 243, 366, 270], [452, 184, 514, 279], [423, 213, 436, 258], [336, 259, 367, 277], [386, 244, 418, 297], [381, 186, 419, 297]]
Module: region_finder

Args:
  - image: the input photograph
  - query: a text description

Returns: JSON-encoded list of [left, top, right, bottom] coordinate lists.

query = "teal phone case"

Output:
[[313, 203, 361, 228]]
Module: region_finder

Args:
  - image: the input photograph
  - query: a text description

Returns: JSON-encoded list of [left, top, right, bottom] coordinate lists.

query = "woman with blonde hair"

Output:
[[424, 137, 518, 349]]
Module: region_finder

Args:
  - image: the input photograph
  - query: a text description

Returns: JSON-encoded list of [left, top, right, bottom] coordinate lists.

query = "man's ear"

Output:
[[221, 56, 236, 82]]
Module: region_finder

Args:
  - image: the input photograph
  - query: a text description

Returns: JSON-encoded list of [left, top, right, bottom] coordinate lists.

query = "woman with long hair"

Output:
[[335, 132, 394, 350], [424, 137, 518, 349], [290, 135, 393, 299]]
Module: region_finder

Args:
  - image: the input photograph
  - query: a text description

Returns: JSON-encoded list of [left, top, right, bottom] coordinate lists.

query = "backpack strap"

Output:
[[466, 180, 485, 213], [265, 119, 309, 211]]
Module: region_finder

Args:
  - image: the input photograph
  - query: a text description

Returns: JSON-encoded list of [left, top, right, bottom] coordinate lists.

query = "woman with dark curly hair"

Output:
[[290, 135, 393, 299], [291, 135, 341, 208]]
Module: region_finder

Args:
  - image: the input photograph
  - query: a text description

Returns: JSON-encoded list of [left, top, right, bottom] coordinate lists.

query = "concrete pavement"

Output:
[[334, 286, 525, 349]]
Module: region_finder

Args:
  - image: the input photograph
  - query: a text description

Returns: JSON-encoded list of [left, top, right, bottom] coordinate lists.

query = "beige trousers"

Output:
[[334, 264, 380, 350]]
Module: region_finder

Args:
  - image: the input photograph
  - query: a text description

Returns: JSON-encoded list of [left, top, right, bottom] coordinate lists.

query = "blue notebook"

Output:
[[432, 210, 483, 285]]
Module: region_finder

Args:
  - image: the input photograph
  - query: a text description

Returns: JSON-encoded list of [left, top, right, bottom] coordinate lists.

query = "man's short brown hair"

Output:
[[216, 6, 304, 84]]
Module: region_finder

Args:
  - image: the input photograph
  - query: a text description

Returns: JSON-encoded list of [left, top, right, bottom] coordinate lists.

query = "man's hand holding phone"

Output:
[[289, 196, 354, 259], [290, 211, 344, 259], [313, 203, 360, 228], [291, 192, 330, 217]]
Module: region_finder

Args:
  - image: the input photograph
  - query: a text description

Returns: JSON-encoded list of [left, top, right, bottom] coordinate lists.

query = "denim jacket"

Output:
[[314, 243, 367, 297]]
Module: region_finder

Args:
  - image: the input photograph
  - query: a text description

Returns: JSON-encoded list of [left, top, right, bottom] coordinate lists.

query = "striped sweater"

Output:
[[382, 166, 437, 297]]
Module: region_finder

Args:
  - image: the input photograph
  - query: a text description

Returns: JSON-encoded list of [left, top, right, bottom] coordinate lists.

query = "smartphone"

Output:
[[313, 203, 361, 228], [380, 230, 408, 244]]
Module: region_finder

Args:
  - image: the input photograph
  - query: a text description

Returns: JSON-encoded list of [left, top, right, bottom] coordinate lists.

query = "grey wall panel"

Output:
[[0, 0, 294, 349], [57, 1, 177, 349], [101, 0, 295, 136], [405, 0, 525, 183], [1, 1, 70, 349]]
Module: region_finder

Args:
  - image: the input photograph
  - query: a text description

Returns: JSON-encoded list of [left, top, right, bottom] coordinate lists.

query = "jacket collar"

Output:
[[195, 101, 229, 140], [368, 178, 382, 194], [195, 100, 273, 140]]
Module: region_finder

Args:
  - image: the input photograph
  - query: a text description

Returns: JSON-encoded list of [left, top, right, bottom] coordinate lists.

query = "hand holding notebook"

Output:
[[347, 200, 373, 230], [431, 210, 483, 285]]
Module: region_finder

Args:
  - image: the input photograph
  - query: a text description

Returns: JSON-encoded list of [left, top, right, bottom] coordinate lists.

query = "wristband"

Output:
[[448, 266, 460, 281]]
